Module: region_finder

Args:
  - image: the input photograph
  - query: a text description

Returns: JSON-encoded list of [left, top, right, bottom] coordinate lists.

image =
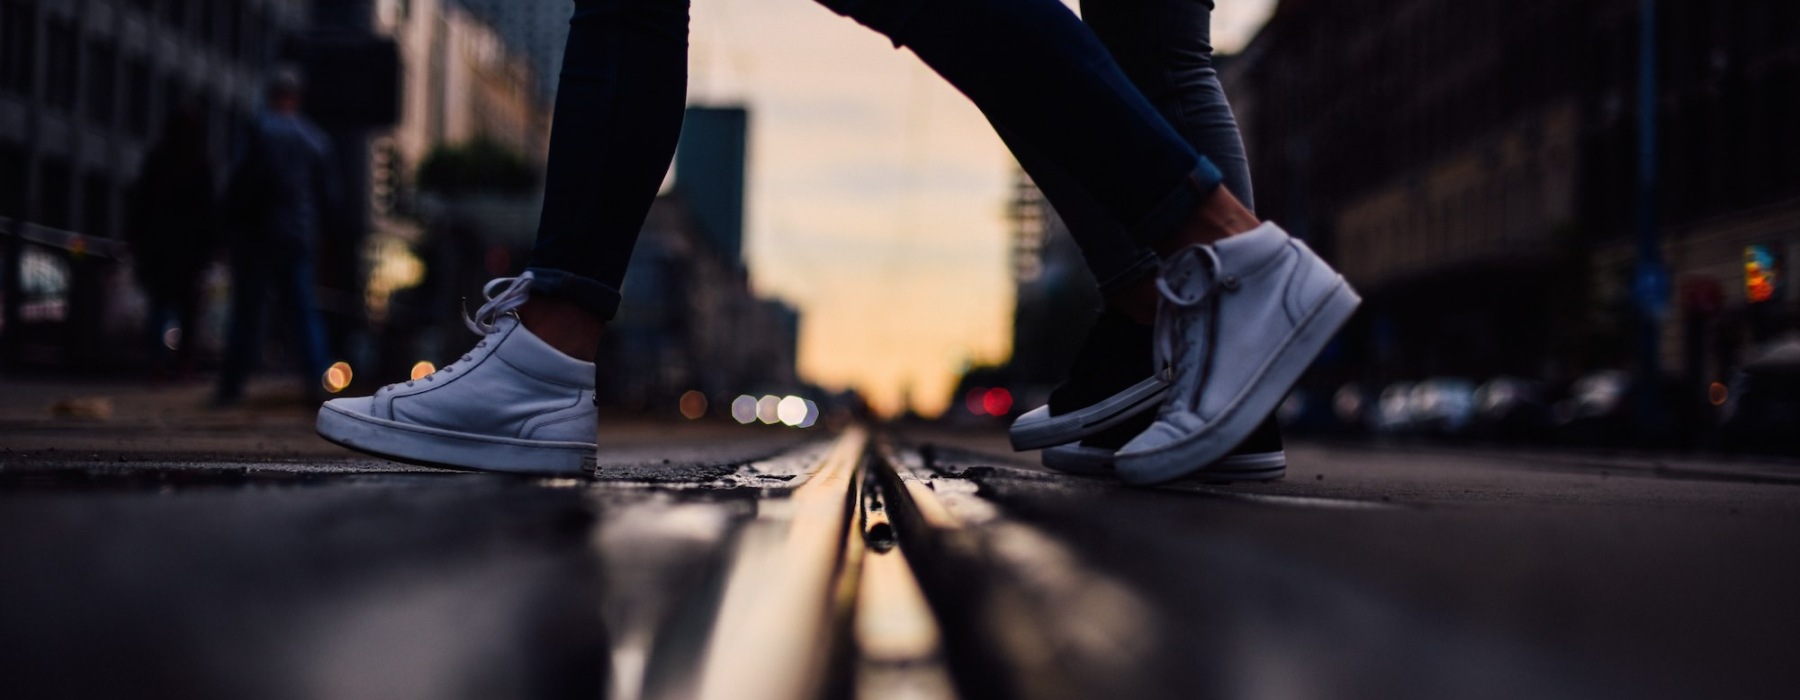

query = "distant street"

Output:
[[3, 378, 1798, 699]]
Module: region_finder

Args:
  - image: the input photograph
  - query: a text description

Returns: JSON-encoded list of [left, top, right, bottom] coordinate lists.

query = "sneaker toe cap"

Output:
[[323, 395, 378, 418], [1120, 419, 1189, 455]]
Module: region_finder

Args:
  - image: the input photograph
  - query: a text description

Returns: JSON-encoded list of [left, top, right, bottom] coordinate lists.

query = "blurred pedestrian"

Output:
[[126, 102, 218, 382], [318, 0, 1359, 486], [215, 66, 339, 406]]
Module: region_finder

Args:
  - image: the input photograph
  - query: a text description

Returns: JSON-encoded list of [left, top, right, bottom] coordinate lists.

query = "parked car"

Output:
[[1721, 335, 1800, 455], [1473, 376, 1552, 441], [1409, 378, 1478, 436]]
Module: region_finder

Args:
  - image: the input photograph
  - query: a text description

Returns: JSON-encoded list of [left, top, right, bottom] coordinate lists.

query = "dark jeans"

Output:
[[217, 241, 330, 398], [527, 0, 1225, 320], [1006, 0, 1253, 294]]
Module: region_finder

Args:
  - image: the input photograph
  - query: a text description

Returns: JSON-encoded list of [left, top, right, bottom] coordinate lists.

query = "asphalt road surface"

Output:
[[2, 389, 1797, 700]]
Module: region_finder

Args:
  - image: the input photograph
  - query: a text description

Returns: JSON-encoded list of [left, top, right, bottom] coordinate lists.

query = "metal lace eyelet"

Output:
[[1221, 275, 1240, 291]]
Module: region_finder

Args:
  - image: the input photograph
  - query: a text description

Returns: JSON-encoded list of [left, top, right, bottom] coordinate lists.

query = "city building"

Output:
[[0, 0, 310, 368], [377, 0, 550, 201], [1001, 168, 1099, 410], [674, 105, 749, 262], [1222, 0, 1800, 397], [447, 0, 567, 107], [601, 105, 803, 416]]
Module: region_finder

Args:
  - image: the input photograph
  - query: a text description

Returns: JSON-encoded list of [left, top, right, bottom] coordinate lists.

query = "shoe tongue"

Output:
[[1212, 221, 1288, 271], [492, 316, 597, 388]]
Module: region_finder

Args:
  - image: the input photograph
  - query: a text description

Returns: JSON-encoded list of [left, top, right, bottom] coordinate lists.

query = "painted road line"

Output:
[[695, 427, 867, 700]]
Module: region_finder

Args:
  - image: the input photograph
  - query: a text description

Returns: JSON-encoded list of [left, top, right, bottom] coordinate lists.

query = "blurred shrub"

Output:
[[416, 138, 538, 195]]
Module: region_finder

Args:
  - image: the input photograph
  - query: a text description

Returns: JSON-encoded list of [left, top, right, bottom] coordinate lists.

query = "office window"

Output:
[[82, 173, 113, 238], [125, 57, 152, 138], [0, 143, 24, 218], [227, 0, 243, 59], [86, 40, 118, 128], [45, 18, 78, 112], [0, 0, 37, 96], [37, 159, 73, 230], [162, 0, 188, 33], [200, 0, 219, 47]]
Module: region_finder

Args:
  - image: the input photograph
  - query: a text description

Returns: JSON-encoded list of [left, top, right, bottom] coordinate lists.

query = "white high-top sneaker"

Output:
[[316, 274, 598, 474], [1114, 222, 1359, 485]]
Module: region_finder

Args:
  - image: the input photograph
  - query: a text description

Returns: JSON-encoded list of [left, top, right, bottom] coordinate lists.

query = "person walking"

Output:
[[1001, 0, 1286, 481], [126, 102, 219, 382], [317, 0, 1359, 485], [215, 68, 338, 406]]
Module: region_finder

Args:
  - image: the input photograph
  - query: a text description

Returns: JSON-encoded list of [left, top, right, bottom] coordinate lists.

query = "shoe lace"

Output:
[[465, 272, 536, 335], [1153, 245, 1227, 413], [384, 273, 535, 392]]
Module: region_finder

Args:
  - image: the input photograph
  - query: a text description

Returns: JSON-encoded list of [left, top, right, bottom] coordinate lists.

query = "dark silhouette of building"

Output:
[[674, 105, 750, 262], [1, 0, 311, 370], [1223, 0, 1800, 394], [599, 105, 802, 415]]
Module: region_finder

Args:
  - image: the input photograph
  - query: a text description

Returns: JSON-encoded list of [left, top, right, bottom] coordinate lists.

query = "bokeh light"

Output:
[[410, 361, 436, 380], [731, 395, 758, 424], [982, 388, 1013, 416], [757, 395, 781, 425], [1709, 382, 1729, 406], [323, 361, 354, 394], [799, 399, 821, 429], [161, 327, 181, 351], [777, 395, 808, 426], [965, 387, 989, 416], [680, 390, 709, 420]]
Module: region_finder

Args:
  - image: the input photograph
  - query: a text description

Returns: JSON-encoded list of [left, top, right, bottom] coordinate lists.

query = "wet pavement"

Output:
[[3, 377, 1799, 699]]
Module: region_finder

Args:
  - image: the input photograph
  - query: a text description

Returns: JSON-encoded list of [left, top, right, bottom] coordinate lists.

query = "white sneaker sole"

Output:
[[317, 402, 596, 475], [1043, 443, 1286, 481], [1008, 376, 1170, 450], [1116, 279, 1360, 485]]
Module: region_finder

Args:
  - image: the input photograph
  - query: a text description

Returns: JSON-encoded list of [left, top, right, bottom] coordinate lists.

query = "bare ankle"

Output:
[[516, 294, 605, 362], [1107, 275, 1160, 325], [1155, 185, 1261, 256]]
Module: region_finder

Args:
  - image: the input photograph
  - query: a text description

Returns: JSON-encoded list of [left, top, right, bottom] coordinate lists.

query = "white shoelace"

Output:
[[383, 273, 535, 392], [1153, 245, 1228, 412], [464, 272, 536, 335]]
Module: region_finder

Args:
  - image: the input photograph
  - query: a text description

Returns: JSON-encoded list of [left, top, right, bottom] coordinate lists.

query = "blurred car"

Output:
[[1372, 381, 1417, 434], [1473, 376, 1552, 441], [1551, 369, 1634, 445], [1409, 378, 1477, 436], [1720, 335, 1800, 455], [1333, 382, 1372, 432]]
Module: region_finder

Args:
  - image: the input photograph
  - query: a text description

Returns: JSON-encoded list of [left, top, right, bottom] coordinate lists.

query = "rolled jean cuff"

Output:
[[1095, 250, 1161, 295], [525, 267, 624, 321], [1132, 156, 1225, 248]]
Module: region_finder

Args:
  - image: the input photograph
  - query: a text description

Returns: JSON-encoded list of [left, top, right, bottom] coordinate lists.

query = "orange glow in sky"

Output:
[[688, 0, 1275, 416]]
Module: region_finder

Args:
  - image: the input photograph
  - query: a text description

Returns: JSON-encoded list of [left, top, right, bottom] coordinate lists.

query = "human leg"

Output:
[[215, 250, 268, 402], [816, 0, 1350, 482], [317, 0, 688, 472], [988, 0, 1277, 473], [273, 250, 331, 392], [524, 0, 690, 342]]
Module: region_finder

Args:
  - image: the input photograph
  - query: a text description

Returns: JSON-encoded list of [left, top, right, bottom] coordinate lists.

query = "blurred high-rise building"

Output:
[[447, 0, 567, 107], [600, 104, 804, 415], [0, 0, 311, 368], [1224, 0, 1800, 394], [674, 105, 750, 263], [1003, 169, 1098, 406]]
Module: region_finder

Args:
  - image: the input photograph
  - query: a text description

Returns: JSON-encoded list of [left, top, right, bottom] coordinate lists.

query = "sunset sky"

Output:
[[683, 0, 1277, 416]]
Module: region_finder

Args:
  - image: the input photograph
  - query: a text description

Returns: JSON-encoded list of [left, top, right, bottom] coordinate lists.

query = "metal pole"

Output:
[[1635, 0, 1666, 435]]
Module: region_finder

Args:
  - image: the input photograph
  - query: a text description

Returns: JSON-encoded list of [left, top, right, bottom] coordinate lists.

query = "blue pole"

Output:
[[1635, 0, 1666, 435]]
